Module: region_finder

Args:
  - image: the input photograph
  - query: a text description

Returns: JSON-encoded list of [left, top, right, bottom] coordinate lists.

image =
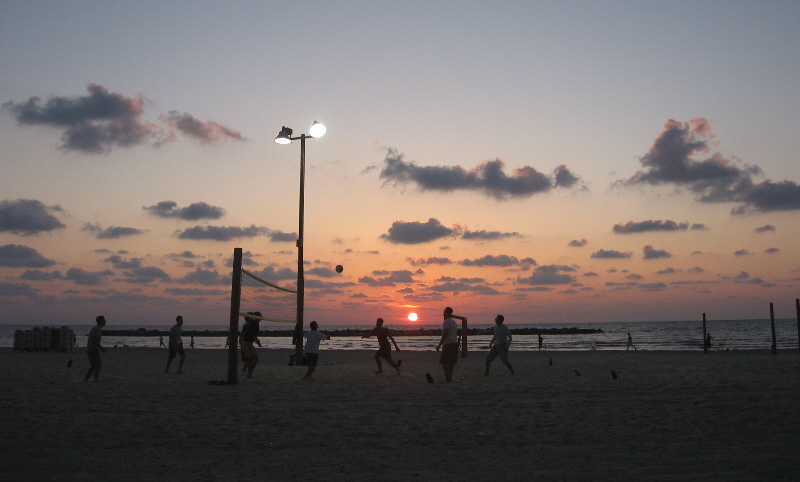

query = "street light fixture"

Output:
[[275, 121, 326, 362]]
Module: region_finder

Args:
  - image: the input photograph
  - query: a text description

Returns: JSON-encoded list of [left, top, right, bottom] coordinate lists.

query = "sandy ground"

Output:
[[1, 346, 799, 481]]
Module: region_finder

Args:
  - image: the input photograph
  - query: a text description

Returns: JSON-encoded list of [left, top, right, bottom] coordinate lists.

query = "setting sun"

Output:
[[407, 313, 418, 322]]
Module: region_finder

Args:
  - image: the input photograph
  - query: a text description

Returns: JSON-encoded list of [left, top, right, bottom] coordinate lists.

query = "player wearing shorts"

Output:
[[165, 316, 185, 374], [485, 314, 514, 375], [362, 317, 401, 375], [436, 307, 466, 382], [302, 321, 330, 380]]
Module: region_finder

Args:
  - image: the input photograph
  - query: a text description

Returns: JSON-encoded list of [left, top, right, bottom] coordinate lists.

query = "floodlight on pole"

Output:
[[274, 121, 326, 364]]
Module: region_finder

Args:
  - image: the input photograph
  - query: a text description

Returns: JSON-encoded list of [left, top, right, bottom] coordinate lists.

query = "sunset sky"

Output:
[[2, 1, 799, 327]]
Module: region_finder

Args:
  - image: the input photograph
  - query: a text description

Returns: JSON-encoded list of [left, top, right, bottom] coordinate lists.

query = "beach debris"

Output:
[[612, 370, 617, 379], [67, 360, 72, 367], [425, 373, 434, 383], [574, 370, 581, 376], [207, 380, 227, 385], [548, 358, 553, 366]]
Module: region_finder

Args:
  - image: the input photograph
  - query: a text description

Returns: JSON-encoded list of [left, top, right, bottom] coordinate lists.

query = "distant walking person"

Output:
[[362, 317, 401, 375], [302, 321, 330, 380], [83, 315, 107, 382], [436, 307, 466, 382], [705, 332, 713, 352], [485, 315, 514, 375], [165, 316, 185, 374], [626, 332, 637, 351], [190, 336, 195, 349], [159, 336, 166, 348], [538, 333, 544, 351]]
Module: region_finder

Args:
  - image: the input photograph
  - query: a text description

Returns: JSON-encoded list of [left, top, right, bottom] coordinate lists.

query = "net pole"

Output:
[[294, 135, 307, 365], [227, 248, 243, 384]]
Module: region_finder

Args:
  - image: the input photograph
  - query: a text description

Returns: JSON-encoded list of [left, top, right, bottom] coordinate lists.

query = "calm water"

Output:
[[3, 319, 798, 352]]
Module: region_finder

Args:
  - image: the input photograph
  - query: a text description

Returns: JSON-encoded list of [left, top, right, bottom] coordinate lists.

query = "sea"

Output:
[[3, 319, 799, 352]]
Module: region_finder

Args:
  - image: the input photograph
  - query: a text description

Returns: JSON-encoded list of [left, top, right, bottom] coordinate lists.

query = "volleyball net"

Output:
[[238, 269, 297, 324]]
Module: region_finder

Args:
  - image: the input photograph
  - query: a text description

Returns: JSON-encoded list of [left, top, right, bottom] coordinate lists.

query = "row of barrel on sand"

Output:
[[101, 327, 604, 337]]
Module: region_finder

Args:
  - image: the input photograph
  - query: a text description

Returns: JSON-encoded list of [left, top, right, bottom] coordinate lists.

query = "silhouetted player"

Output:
[[362, 317, 401, 375]]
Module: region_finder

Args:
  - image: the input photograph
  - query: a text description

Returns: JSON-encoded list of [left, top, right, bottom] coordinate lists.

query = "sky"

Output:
[[2, 1, 800, 327]]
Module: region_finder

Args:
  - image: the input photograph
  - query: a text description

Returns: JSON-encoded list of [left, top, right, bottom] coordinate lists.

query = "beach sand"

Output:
[[1, 346, 799, 481]]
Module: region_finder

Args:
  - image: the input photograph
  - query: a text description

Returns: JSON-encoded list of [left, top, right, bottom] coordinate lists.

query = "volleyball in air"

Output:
[[335, 265, 343, 273]]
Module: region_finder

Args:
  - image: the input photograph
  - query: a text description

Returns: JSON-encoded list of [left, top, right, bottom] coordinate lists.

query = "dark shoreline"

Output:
[[103, 327, 604, 338]]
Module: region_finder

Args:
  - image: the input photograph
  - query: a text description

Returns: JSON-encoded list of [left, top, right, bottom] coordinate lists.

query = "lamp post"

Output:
[[275, 121, 326, 364]]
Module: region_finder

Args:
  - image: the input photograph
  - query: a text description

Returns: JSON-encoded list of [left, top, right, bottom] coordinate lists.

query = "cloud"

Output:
[[246, 266, 296, 283], [0, 199, 66, 235], [688, 266, 705, 273], [656, 267, 677, 275], [21, 269, 63, 280], [590, 249, 632, 259], [380, 218, 460, 244], [613, 220, 691, 234], [65, 267, 114, 285], [754, 224, 776, 233], [460, 254, 536, 268], [642, 245, 672, 259], [625, 274, 644, 280], [621, 118, 800, 215], [734, 271, 750, 280], [175, 268, 232, 286], [764, 248, 780, 254], [734, 249, 753, 256], [359, 270, 416, 287], [120, 266, 171, 284], [406, 257, 452, 266], [164, 288, 228, 296], [159, 111, 246, 144], [267, 230, 296, 242], [0, 244, 57, 267], [639, 282, 667, 291], [378, 148, 581, 199], [3, 83, 162, 153], [427, 281, 501, 295], [461, 230, 521, 241], [0, 282, 38, 298], [82, 222, 145, 239], [518, 265, 576, 285], [568, 239, 587, 247], [307, 267, 340, 278], [582, 272, 599, 277], [176, 225, 270, 241], [143, 201, 225, 220]]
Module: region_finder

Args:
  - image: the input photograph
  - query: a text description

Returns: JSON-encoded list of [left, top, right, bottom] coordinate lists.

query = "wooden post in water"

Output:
[[227, 248, 243, 384], [702, 313, 707, 353], [461, 318, 468, 358], [770, 302, 777, 355], [796, 299, 800, 355]]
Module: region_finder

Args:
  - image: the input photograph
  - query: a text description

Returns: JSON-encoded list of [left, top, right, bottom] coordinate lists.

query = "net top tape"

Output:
[[241, 269, 298, 293]]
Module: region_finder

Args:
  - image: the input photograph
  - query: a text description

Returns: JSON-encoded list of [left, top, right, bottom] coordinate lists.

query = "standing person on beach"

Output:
[[705, 332, 713, 352], [302, 321, 330, 380], [485, 315, 514, 375], [626, 332, 637, 351], [240, 312, 262, 378], [159, 336, 165, 348], [83, 315, 107, 382], [362, 317, 401, 375], [538, 333, 544, 351], [165, 316, 185, 374], [436, 307, 466, 382]]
